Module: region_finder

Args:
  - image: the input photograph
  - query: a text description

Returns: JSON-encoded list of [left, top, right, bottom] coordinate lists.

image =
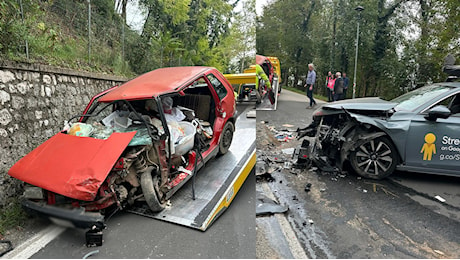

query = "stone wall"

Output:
[[0, 61, 128, 206]]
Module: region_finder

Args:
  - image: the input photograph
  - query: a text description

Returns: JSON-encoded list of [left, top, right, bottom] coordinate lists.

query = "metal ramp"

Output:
[[127, 107, 256, 231]]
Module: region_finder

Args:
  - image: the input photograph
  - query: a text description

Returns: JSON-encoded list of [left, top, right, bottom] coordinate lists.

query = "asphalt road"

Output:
[[30, 172, 255, 259], [8, 103, 256, 259], [257, 90, 460, 258]]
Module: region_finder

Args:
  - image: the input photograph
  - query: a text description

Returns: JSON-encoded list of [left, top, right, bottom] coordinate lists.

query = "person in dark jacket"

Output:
[[333, 72, 344, 101], [342, 72, 349, 99]]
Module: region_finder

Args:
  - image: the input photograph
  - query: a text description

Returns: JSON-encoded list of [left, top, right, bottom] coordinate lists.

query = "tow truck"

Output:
[[9, 67, 256, 245], [224, 55, 281, 110]]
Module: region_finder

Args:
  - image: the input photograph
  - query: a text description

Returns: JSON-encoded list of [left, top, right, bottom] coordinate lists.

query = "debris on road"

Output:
[[256, 191, 288, 216], [0, 240, 13, 257], [434, 195, 446, 203], [281, 148, 295, 155], [246, 110, 256, 118], [433, 250, 445, 256], [82, 250, 100, 259], [275, 132, 294, 142], [257, 173, 276, 182]]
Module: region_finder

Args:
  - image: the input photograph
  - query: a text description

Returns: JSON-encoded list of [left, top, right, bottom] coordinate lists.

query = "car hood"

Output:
[[8, 132, 136, 201], [322, 97, 398, 112]]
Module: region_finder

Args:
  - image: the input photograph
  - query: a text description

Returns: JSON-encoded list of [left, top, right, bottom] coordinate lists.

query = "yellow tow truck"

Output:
[[224, 55, 281, 110]]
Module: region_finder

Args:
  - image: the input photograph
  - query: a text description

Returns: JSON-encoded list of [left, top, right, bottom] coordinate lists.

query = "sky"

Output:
[[256, 0, 270, 16], [126, 0, 147, 33]]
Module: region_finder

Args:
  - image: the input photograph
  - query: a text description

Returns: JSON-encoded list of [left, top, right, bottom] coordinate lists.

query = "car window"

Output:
[[392, 85, 453, 111], [207, 74, 228, 100], [448, 93, 460, 115]]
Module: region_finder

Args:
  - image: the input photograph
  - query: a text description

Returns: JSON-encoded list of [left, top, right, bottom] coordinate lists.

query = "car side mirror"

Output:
[[424, 105, 451, 121]]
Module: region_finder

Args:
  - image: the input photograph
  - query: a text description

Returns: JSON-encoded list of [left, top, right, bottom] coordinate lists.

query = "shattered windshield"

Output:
[[392, 85, 452, 111], [67, 100, 160, 146]]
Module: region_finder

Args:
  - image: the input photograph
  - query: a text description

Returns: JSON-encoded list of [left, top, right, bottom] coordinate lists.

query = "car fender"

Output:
[[345, 111, 409, 162]]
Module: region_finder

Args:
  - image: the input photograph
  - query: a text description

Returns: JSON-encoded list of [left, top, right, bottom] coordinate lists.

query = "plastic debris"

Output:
[[256, 191, 288, 216], [320, 188, 326, 192], [434, 195, 446, 203], [282, 124, 294, 128], [283, 161, 291, 169], [305, 183, 312, 192], [363, 189, 368, 193], [0, 240, 13, 257], [246, 110, 256, 118], [308, 219, 314, 225], [272, 157, 285, 163], [256, 160, 268, 176], [282, 148, 295, 155], [290, 169, 301, 175], [256, 173, 275, 182], [433, 250, 445, 256], [274, 132, 294, 142], [82, 250, 100, 259]]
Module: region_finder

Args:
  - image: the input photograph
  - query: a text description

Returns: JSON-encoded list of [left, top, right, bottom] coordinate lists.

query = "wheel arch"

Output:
[[342, 123, 403, 166]]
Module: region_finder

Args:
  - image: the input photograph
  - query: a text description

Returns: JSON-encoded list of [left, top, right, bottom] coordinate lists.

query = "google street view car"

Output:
[[297, 57, 460, 179]]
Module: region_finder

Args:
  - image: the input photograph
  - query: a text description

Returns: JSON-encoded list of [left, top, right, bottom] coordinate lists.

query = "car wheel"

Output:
[[350, 136, 398, 180], [218, 121, 234, 155], [140, 170, 165, 212]]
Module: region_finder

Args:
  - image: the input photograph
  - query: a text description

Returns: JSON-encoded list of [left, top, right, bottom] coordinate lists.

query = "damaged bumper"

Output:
[[22, 200, 105, 229]]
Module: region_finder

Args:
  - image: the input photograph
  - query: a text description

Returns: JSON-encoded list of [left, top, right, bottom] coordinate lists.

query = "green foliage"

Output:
[[1, 0, 243, 76], [0, 199, 28, 235], [257, 0, 460, 100]]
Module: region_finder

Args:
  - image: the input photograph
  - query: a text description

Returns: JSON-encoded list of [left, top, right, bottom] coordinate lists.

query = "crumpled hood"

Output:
[[323, 97, 397, 112], [8, 132, 136, 201]]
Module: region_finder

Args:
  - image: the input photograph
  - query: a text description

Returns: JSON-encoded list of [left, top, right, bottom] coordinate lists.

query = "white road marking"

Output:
[[2, 225, 66, 259], [261, 182, 308, 259]]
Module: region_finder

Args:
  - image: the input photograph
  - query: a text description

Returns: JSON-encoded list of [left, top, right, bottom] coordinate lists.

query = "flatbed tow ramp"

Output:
[[127, 106, 256, 230]]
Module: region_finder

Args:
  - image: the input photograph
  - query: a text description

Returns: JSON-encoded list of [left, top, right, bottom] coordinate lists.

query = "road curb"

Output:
[[260, 182, 308, 259], [2, 225, 65, 259]]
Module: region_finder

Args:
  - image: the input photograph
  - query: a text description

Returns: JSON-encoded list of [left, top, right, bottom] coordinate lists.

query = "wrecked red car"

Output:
[[9, 66, 236, 232]]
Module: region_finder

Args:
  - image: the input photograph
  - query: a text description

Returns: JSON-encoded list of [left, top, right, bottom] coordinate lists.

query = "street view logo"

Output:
[[421, 133, 436, 161]]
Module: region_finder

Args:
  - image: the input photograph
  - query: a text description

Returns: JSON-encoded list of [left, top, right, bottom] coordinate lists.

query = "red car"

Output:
[[9, 67, 236, 231]]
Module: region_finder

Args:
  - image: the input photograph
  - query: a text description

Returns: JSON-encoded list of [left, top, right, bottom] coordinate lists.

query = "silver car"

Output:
[[298, 83, 460, 179]]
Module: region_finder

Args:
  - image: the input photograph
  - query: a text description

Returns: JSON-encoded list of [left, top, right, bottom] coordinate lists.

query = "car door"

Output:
[[404, 93, 460, 174]]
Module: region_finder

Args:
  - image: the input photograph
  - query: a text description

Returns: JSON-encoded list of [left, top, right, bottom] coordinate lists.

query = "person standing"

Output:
[[305, 63, 317, 108], [325, 71, 334, 102], [342, 72, 349, 99], [327, 74, 335, 102], [333, 72, 344, 101]]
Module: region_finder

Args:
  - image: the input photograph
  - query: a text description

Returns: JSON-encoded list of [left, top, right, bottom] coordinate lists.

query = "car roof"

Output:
[[99, 66, 212, 102]]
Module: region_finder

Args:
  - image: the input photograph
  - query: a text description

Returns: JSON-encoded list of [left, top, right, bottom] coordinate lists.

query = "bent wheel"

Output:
[[218, 121, 235, 155], [350, 136, 398, 180], [140, 171, 166, 212]]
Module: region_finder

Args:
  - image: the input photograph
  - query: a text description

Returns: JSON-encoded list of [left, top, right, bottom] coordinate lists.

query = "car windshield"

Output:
[[392, 84, 452, 111]]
